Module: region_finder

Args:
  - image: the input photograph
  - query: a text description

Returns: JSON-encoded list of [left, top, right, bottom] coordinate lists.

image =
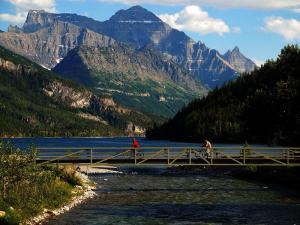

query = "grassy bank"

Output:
[[0, 142, 86, 225]]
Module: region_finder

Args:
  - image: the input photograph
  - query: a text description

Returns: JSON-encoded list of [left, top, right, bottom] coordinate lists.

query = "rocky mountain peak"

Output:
[[224, 46, 240, 56], [23, 9, 55, 33], [232, 46, 240, 53], [8, 25, 22, 33], [28, 9, 47, 14], [109, 5, 162, 22], [223, 47, 256, 74]]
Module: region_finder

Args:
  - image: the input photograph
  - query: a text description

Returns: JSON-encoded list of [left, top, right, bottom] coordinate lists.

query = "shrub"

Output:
[[0, 142, 78, 224]]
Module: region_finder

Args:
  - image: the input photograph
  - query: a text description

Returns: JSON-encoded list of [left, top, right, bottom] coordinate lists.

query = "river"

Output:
[[2, 137, 300, 224]]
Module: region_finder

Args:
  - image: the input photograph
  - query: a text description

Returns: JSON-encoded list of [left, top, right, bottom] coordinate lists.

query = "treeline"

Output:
[[147, 45, 300, 146]]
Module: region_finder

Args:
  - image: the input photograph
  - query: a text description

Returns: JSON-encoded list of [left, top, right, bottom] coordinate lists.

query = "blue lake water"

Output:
[[0, 137, 246, 149]]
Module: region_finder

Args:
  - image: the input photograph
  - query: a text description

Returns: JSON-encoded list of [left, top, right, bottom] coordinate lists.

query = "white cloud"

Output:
[[263, 16, 300, 41], [9, 0, 56, 12], [0, 0, 56, 25], [96, 0, 300, 11], [159, 5, 230, 35], [0, 12, 26, 24]]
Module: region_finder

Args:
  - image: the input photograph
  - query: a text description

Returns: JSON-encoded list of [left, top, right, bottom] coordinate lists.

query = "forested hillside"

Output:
[[0, 45, 155, 137], [147, 45, 300, 146]]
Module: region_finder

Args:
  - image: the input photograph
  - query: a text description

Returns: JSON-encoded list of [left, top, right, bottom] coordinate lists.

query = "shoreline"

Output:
[[26, 172, 96, 225], [27, 166, 122, 225]]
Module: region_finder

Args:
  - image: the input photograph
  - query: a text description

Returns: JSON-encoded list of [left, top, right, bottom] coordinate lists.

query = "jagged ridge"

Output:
[[1, 6, 255, 88]]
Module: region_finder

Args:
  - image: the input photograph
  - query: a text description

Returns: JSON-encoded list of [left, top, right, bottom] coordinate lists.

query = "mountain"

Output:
[[1, 19, 115, 68], [0, 9, 208, 119], [147, 45, 300, 146], [53, 45, 206, 117], [223, 47, 256, 73], [0, 45, 158, 137], [96, 6, 256, 87], [0, 7, 255, 88], [11, 8, 204, 91]]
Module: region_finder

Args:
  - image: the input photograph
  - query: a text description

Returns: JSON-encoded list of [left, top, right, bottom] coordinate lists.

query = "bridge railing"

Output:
[[35, 146, 300, 166]]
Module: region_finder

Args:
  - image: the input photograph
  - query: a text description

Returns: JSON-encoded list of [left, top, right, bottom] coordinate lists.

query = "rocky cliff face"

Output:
[[0, 20, 115, 68], [223, 47, 257, 73], [43, 80, 92, 108], [0, 57, 37, 76], [22, 10, 56, 33], [43, 80, 143, 133], [43, 80, 131, 114], [179, 42, 238, 88], [53, 45, 205, 93]]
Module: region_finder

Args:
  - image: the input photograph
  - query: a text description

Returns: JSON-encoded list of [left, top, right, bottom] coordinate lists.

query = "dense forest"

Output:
[[147, 45, 300, 146]]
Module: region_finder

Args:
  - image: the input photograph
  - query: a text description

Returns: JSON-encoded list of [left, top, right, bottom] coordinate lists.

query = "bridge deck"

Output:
[[35, 146, 300, 166]]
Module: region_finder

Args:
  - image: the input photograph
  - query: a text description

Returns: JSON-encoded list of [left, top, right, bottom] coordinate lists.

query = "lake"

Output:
[[0, 137, 247, 150]]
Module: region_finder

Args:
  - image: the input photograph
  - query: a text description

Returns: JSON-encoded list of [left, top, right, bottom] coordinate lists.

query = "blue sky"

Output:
[[1, 0, 300, 65]]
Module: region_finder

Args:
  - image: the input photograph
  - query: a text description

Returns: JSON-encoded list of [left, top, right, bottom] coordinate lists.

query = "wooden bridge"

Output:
[[36, 146, 300, 167]]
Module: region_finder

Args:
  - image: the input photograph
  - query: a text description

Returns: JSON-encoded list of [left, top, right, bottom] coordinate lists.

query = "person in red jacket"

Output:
[[131, 138, 142, 157], [132, 138, 140, 148]]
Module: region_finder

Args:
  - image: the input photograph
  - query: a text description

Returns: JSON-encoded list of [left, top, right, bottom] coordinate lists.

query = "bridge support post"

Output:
[[189, 149, 191, 165], [243, 148, 246, 165], [167, 149, 170, 165], [286, 149, 290, 165], [90, 149, 93, 164]]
